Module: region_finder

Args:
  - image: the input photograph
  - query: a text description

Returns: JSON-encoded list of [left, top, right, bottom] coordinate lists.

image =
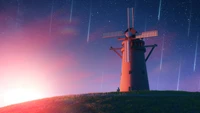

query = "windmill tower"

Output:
[[103, 8, 158, 92]]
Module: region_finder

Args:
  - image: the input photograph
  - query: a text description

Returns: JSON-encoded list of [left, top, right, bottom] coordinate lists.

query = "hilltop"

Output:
[[0, 91, 200, 113]]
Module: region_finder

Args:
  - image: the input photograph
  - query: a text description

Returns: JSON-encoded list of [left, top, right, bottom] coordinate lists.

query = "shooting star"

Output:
[[157, 33, 165, 90], [158, 0, 162, 21], [187, 0, 192, 37], [49, 0, 54, 36], [101, 72, 104, 91], [87, 1, 92, 43], [193, 33, 199, 72], [69, 0, 73, 23], [160, 34, 165, 70], [177, 57, 182, 91]]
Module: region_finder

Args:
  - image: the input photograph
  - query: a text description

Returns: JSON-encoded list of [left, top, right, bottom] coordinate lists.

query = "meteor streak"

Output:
[[160, 34, 165, 70], [157, 34, 165, 90], [87, 1, 92, 43], [158, 0, 162, 21], [177, 57, 182, 91], [193, 33, 199, 71]]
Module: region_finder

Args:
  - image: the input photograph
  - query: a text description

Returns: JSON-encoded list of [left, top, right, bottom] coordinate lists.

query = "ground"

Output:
[[0, 91, 200, 113]]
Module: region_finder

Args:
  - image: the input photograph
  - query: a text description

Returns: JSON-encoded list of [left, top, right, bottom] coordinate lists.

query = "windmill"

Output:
[[103, 8, 158, 92]]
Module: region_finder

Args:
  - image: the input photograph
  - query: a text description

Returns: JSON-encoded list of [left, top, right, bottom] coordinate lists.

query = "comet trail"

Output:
[[193, 33, 199, 72], [69, 0, 73, 23], [49, 0, 54, 36], [160, 34, 165, 70], [177, 57, 182, 91], [87, 1, 92, 43], [158, 0, 162, 21], [187, 0, 192, 37], [157, 33, 165, 91]]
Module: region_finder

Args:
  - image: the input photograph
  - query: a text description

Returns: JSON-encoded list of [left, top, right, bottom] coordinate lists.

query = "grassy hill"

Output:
[[0, 91, 200, 113]]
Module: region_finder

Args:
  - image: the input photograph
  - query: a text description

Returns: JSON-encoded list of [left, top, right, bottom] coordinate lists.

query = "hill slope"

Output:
[[0, 91, 200, 113]]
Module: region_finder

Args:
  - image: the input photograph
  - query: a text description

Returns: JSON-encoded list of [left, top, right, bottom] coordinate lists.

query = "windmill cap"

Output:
[[125, 28, 137, 38]]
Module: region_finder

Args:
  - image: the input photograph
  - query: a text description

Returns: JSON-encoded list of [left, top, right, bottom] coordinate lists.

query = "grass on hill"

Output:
[[0, 91, 200, 113]]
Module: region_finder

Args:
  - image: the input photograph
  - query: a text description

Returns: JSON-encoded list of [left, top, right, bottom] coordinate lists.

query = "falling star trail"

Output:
[[158, 0, 162, 21], [160, 34, 165, 70], [156, 34, 165, 90], [157, 33, 165, 90], [49, 0, 54, 36], [87, 1, 92, 43], [177, 57, 182, 91], [69, 0, 74, 23], [187, 0, 192, 37], [193, 33, 199, 72]]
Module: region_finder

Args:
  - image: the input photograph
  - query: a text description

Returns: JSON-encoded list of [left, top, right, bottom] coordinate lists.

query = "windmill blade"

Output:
[[136, 30, 158, 39], [126, 8, 134, 63], [127, 8, 130, 29], [102, 31, 124, 38], [131, 8, 134, 28], [103, 8, 135, 39], [127, 8, 134, 29]]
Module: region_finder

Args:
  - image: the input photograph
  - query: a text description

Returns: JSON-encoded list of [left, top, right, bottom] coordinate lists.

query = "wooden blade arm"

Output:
[[110, 46, 122, 58], [145, 44, 157, 62]]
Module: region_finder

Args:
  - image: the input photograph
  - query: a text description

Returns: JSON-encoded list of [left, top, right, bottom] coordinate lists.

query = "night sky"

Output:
[[0, 0, 200, 107]]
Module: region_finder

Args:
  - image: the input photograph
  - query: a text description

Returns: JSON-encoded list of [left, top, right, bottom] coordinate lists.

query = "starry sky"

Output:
[[0, 0, 200, 107]]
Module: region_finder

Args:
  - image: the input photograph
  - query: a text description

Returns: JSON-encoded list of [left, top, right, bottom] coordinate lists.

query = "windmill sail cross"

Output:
[[102, 31, 124, 38], [136, 30, 158, 39]]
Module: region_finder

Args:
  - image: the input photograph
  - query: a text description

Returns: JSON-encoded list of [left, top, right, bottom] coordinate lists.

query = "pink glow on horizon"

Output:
[[0, 10, 87, 107]]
